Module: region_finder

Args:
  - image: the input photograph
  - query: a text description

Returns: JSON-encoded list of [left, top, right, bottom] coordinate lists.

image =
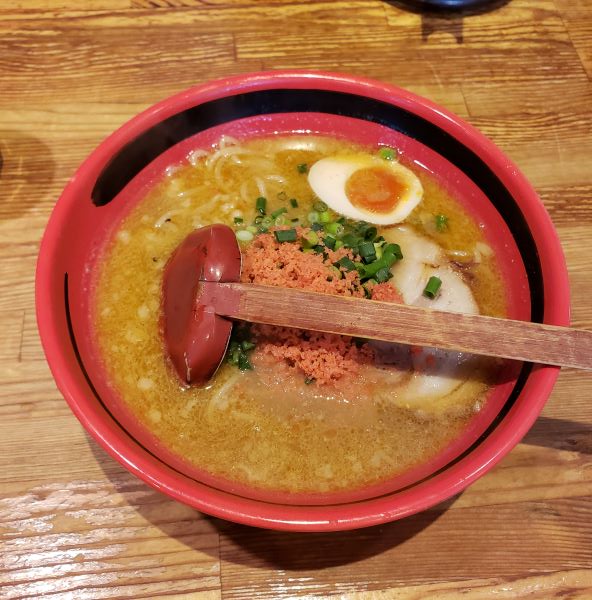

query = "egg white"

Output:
[[307, 154, 423, 225]]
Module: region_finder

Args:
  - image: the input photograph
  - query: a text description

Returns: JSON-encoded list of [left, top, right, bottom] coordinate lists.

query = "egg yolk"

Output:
[[345, 167, 407, 214]]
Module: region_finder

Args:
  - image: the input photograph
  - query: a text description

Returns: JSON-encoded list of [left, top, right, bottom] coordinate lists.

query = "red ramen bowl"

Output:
[[36, 72, 569, 531]]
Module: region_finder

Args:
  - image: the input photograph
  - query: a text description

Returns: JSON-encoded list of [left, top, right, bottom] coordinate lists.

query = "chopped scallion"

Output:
[[307, 211, 320, 224], [318, 211, 332, 224], [235, 230, 254, 242], [328, 265, 343, 280], [228, 347, 240, 365], [302, 230, 319, 246], [233, 216, 243, 224], [325, 222, 344, 237], [313, 200, 328, 212], [364, 226, 378, 241], [383, 243, 403, 260], [358, 240, 376, 259], [378, 146, 397, 161], [297, 163, 309, 174], [238, 352, 253, 371], [375, 267, 393, 283], [423, 275, 442, 299], [323, 235, 337, 250], [271, 207, 288, 219], [274, 228, 297, 243], [342, 233, 360, 249], [335, 256, 357, 271], [435, 214, 449, 232], [255, 196, 267, 215], [311, 222, 324, 232], [290, 198, 299, 208], [304, 376, 315, 385]]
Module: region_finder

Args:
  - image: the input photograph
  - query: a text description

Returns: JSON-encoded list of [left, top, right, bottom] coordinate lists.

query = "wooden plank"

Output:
[[20, 309, 46, 363], [0, 245, 37, 312], [558, 225, 592, 329], [6, 0, 131, 8], [463, 78, 592, 117], [538, 185, 592, 227], [0, 311, 24, 363], [331, 570, 592, 599], [467, 113, 592, 187], [0, 2, 387, 32], [0, 29, 245, 107], [218, 497, 592, 599], [0, 415, 103, 484], [0, 362, 70, 420], [0, 475, 221, 600], [556, 1, 592, 79]]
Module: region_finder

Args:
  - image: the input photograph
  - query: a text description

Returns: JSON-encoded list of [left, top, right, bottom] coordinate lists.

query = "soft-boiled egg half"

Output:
[[307, 153, 423, 225]]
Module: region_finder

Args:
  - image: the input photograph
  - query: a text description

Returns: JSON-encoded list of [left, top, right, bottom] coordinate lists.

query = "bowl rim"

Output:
[[36, 70, 570, 531]]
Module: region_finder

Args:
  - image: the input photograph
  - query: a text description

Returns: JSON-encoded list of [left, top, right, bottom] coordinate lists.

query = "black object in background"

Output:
[[398, 0, 502, 10]]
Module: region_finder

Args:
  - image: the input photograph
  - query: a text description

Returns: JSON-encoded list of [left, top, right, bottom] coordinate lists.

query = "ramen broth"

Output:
[[93, 136, 506, 494]]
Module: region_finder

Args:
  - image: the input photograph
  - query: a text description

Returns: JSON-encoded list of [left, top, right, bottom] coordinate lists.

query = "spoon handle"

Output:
[[201, 281, 591, 370]]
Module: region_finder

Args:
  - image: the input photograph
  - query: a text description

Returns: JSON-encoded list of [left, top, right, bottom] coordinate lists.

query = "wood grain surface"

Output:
[[1, 0, 591, 598]]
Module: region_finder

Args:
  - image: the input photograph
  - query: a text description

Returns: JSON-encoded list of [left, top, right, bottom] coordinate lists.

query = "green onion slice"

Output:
[[358, 240, 376, 258], [435, 214, 449, 232], [271, 207, 288, 219], [423, 275, 442, 299], [274, 229, 298, 243], [238, 352, 253, 371], [341, 233, 360, 249], [375, 267, 392, 283], [364, 226, 378, 241], [325, 222, 344, 237], [335, 256, 357, 271], [255, 196, 267, 215], [324, 235, 337, 250], [302, 230, 319, 246], [378, 147, 397, 161]]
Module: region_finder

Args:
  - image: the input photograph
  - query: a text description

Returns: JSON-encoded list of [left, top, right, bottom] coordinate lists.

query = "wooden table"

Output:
[[1, 1, 591, 597]]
